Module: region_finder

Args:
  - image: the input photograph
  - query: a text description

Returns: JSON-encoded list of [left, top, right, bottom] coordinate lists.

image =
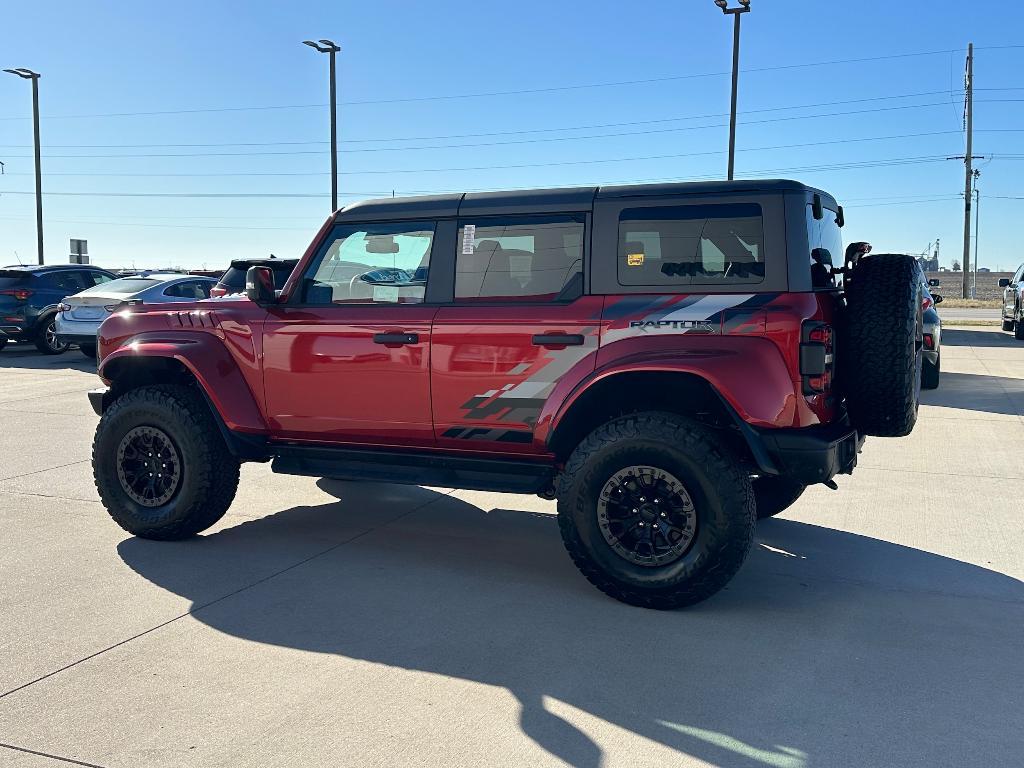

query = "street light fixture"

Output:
[[4, 67, 44, 264], [713, 0, 751, 181], [303, 39, 341, 212]]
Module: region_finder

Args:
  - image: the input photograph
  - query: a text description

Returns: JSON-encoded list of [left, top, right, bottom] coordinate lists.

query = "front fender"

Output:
[[98, 332, 267, 434], [535, 336, 802, 447]]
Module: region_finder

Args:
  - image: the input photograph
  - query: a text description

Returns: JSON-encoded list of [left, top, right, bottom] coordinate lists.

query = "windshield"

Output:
[[807, 204, 843, 288], [80, 277, 159, 295]]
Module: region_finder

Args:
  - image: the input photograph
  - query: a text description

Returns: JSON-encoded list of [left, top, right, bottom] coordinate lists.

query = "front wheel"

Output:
[[1002, 317, 1015, 332], [34, 316, 69, 355], [557, 412, 755, 610], [93, 384, 239, 539], [1015, 308, 1024, 341]]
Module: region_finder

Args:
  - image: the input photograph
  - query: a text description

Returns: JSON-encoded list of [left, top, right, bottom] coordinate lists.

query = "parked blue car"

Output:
[[0, 264, 118, 354]]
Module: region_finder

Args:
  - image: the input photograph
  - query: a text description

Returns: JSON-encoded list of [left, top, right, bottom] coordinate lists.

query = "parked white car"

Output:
[[56, 273, 217, 357]]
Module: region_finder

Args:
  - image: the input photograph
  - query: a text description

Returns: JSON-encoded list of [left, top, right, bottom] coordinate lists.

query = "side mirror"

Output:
[[932, 294, 943, 304], [998, 278, 1011, 288], [245, 266, 275, 304], [928, 278, 940, 287]]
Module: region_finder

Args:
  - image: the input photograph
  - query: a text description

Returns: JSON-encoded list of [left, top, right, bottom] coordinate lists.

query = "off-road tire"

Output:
[[1015, 309, 1024, 341], [93, 384, 240, 539], [753, 475, 807, 520], [79, 343, 97, 359], [34, 314, 69, 355], [557, 412, 755, 610], [1002, 317, 1015, 332], [922, 352, 940, 390], [840, 254, 923, 437]]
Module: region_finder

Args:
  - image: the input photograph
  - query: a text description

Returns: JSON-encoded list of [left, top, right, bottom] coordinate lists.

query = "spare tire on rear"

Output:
[[839, 254, 923, 437]]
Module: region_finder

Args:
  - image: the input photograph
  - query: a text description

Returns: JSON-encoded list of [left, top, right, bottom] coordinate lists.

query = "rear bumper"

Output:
[[750, 420, 864, 485], [56, 332, 98, 346]]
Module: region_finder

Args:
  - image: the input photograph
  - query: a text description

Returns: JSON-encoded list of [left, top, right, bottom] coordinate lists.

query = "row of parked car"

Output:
[[0, 258, 298, 357]]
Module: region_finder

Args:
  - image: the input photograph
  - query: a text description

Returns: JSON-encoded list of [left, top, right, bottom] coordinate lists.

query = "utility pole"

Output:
[[961, 43, 974, 299], [973, 169, 980, 297], [713, 0, 751, 180], [303, 39, 342, 212], [4, 68, 44, 264]]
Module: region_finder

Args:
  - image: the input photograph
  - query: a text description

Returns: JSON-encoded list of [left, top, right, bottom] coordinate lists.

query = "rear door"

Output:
[[262, 219, 449, 447], [431, 213, 601, 453]]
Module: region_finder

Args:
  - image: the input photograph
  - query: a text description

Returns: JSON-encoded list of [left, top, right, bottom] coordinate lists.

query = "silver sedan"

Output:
[[56, 273, 216, 357]]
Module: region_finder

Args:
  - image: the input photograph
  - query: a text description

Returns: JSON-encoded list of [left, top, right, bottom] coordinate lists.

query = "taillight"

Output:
[[801, 321, 834, 396], [209, 286, 226, 297], [57, 302, 72, 313], [0, 288, 33, 301], [922, 296, 934, 311], [104, 303, 126, 312], [924, 333, 935, 350]]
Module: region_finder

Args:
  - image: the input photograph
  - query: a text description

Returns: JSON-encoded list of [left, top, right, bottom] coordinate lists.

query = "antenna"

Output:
[[13, 249, 24, 265]]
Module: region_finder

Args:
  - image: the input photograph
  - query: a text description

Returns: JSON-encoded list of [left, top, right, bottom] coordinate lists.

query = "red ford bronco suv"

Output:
[[89, 180, 923, 609]]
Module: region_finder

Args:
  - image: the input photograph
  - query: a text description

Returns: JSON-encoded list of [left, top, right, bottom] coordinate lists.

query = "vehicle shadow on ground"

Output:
[[940, 327, 1022, 349], [117, 481, 1024, 768], [0, 345, 95, 372], [920, 371, 1024, 417]]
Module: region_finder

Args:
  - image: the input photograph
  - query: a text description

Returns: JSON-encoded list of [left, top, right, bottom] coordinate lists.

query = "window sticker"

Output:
[[461, 224, 477, 255], [626, 253, 645, 266], [372, 285, 400, 303]]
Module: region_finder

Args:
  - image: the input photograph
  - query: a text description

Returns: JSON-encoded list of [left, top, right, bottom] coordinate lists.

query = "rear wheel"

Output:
[[753, 475, 807, 520], [93, 384, 239, 539], [557, 412, 755, 610], [34, 315, 69, 355], [1015, 307, 1024, 341], [922, 351, 941, 390], [839, 254, 923, 437]]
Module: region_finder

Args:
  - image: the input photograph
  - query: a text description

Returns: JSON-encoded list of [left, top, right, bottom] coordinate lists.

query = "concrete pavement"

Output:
[[0, 329, 1022, 768]]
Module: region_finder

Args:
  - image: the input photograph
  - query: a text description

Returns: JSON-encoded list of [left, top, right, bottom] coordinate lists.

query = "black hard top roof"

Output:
[[334, 179, 837, 221], [227, 257, 299, 269]]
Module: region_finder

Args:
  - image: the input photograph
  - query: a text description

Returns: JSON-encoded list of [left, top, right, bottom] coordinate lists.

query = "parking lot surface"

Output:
[[1, 328, 1022, 768]]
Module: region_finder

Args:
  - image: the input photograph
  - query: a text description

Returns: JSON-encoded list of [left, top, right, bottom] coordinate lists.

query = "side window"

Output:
[[87, 271, 113, 286], [299, 223, 434, 304], [1014, 266, 1024, 284], [52, 270, 89, 294], [195, 281, 213, 299], [165, 281, 209, 299], [618, 204, 765, 286], [807, 205, 844, 289], [455, 215, 584, 302]]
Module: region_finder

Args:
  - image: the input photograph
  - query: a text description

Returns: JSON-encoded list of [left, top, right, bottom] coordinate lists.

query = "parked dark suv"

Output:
[[0, 264, 118, 354], [210, 258, 298, 298], [89, 180, 924, 609]]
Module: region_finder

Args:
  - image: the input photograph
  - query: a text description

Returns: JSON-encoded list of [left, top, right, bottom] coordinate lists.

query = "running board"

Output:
[[270, 445, 555, 494]]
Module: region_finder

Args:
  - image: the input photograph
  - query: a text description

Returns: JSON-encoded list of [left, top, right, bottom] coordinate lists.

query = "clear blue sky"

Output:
[[1, 0, 1022, 271]]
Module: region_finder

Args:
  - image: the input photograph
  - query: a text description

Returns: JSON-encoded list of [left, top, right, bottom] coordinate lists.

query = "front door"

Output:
[[431, 214, 601, 454], [263, 221, 440, 447]]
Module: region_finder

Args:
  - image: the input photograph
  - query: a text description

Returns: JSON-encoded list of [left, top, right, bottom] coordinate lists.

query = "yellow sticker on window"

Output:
[[626, 253, 644, 266]]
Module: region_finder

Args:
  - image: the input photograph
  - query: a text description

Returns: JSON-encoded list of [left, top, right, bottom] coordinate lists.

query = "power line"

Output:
[[0, 89, 979, 148], [0, 129, 979, 176], [8, 102, 1015, 161], [0, 47, 967, 122]]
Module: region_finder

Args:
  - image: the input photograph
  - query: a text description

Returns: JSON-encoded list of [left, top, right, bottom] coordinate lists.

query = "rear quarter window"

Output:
[[807, 205, 844, 289], [618, 203, 765, 286]]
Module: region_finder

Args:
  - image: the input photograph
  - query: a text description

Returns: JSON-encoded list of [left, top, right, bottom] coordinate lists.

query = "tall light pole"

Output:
[[714, 0, 750, 181], [4, 68, 44, 264], [303, 39, 341, 212]]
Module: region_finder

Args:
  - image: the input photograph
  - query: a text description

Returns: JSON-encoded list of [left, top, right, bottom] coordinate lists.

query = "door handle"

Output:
[[532, 333, 585, 347], [373, 332, 419, 345]]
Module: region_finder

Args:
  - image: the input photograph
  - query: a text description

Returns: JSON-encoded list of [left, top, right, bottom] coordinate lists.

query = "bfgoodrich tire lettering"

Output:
[[557, 412, 755, 609], [93, 384, 240, 539]]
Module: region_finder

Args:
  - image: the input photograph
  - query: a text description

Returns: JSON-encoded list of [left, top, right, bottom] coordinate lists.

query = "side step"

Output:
[[270, 444, 555, 494]]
